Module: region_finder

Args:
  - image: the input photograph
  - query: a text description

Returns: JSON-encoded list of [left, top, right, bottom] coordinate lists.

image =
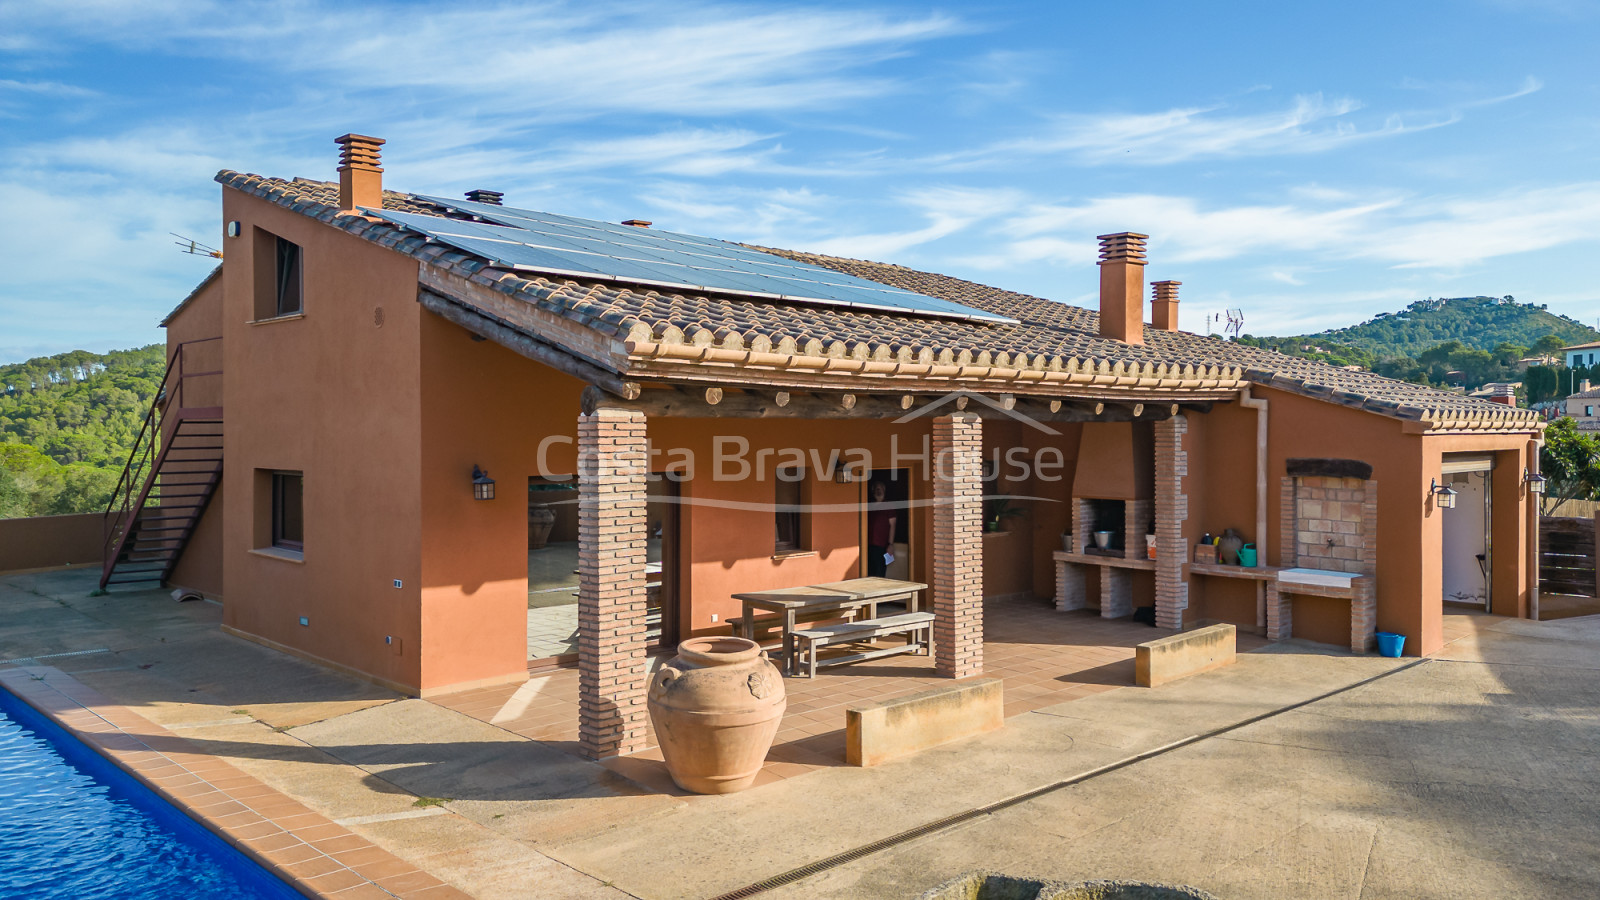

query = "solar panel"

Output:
[[366, 197, 1018, 325]]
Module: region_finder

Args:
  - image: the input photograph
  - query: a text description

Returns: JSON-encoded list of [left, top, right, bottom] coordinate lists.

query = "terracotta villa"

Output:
[[104, 133, 1545, 762]]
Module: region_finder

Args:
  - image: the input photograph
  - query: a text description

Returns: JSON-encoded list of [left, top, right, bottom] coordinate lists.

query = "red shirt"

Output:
[[868, 508, 896, 547]]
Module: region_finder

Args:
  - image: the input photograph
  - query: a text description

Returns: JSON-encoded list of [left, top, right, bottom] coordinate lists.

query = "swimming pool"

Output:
[[0, 684, 302, 900]]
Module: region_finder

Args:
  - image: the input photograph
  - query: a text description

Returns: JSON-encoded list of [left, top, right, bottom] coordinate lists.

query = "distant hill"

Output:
[[0, 345, 164, 518], [1307, 296, 1599, 359]]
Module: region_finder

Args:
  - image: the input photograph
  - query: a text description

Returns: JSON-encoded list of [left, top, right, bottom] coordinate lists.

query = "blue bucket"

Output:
[[1376, 632, 1405, 658]]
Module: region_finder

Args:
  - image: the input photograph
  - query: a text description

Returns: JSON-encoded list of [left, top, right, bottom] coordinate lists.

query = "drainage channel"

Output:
[[708, 658, 1429, 900]]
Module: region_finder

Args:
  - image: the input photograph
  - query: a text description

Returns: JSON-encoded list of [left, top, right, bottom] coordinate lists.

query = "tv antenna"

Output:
[[1224, 308, 1244, 339], [171, 233, 222, 259]]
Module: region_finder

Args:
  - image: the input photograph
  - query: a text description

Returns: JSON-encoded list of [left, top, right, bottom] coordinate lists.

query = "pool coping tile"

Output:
[[0, 666, 465, 899]]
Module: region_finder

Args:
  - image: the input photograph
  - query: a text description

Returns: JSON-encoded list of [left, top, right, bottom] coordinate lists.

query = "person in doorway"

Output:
[[867, 480, 897, 578]]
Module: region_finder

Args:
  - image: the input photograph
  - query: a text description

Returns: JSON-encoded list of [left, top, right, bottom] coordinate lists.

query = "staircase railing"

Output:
[[101, 337, 222, 586]]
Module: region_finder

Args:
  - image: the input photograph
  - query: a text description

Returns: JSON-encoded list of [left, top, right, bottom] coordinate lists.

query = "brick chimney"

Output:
[[621, 219, 652, 228], [1097, 232, 1149, 344], [465, 189, 503, 206], [1151, 280, 1181, 332], [335, 134, 385, 212]]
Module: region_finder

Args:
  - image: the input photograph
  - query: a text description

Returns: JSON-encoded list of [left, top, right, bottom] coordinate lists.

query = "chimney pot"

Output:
[[1151, 280, 1182, 332], [465, 189, 504, 206], [1097, 232, 1149, 345], [335, 133, 385, 212], [621, 219, 652, 228]]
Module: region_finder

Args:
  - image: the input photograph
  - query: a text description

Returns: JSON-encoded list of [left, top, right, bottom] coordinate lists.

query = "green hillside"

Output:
[[1311, 295, 1599, 358], [0, 345, 165, 518]]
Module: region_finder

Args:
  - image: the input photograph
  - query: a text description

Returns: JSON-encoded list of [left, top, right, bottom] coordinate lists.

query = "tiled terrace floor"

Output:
[[434, 596, 1270, 790]]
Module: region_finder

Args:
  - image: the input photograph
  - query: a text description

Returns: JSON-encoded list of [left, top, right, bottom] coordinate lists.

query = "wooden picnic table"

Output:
[[732, 577, 927, 675]]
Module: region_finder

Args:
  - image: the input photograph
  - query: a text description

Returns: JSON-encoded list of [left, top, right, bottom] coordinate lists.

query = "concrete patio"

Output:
[[4, 566, 1599, 899]]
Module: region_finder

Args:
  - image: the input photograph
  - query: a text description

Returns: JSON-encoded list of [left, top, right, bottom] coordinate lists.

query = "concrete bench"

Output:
[[792, 611, 934, 678], [1135, 623, 1236, 687], [846, 677, 1003, 766]]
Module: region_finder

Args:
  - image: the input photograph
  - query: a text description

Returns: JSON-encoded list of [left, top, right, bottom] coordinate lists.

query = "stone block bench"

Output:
[[1135, 623, 1236, 687], [846, 677, 1002, 766]]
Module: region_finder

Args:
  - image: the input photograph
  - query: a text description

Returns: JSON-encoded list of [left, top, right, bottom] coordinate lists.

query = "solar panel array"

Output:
[[366, 196, 1017, 324]]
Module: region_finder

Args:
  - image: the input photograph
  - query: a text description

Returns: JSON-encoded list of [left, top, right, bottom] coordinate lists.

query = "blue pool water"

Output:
[[0, 685, 302, 900]]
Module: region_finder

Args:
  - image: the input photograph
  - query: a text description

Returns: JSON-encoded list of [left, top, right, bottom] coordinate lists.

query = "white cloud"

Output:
[[3, 1, 966, 119], [924, 93, 1453, 168]]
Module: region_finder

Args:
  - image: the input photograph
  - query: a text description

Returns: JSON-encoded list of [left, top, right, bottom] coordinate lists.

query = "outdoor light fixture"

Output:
[[1524, 469, 1548, 494], [1430, 478, 1458, 509], [471, 465, 496, 501]]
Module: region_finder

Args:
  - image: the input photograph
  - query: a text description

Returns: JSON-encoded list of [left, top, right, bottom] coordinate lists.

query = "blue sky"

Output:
[[2, 0, 1598, 363]]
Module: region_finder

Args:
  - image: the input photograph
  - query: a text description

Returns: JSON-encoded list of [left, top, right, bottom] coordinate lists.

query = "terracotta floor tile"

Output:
[[302, 868, 367, 894]]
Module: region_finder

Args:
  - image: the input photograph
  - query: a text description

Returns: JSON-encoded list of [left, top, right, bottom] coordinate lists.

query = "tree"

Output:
[[1533, 334, 1566, 356], [1540, 418, 1600, 514], [1525, 365, 1560, 404]]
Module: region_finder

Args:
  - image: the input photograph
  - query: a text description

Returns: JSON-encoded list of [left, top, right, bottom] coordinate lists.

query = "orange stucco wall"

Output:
[[218, 188, 426, 692], [0, 513, 103, 572], [1185, 388, 1536, 656], [164, 272, 226, 599], [416, 312, 584, 692]]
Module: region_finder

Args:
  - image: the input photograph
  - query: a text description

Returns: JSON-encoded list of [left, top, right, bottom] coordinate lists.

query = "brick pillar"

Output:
[[932, 413, 983, 679], [1101, 567, 1134, 618], [1265, 582, 1291, 641], [1351, 578, 1376, 653], [1056, 560, 1089, 611], [1278, 476, 1297, 568], [576, 407, 650, 759], [1154, 415, 1190, 630]]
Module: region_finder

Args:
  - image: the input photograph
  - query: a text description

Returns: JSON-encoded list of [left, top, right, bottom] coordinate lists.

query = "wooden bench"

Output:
[[728, 607, 859, 653], [792, 611, 935, 678]]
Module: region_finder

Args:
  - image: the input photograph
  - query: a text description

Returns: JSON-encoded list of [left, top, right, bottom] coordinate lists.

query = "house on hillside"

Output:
[[1560, 341, 1600, 369], [111, 134, 1545, 761], [1563, 382, 1600, 431]]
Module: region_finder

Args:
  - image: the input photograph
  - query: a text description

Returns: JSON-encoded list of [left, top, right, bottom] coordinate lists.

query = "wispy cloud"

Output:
[[813, 179, 1600, 275], [928, 93, 1457, 168], [4, 1, 967, 120]]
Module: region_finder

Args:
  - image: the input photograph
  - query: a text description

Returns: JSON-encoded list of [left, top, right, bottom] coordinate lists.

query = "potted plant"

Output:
[[984, 498, 1027, 533]]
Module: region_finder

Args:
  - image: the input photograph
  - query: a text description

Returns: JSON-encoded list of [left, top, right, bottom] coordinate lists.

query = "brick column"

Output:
[[1265, 582, 1291, 641], [932, 413, 983, 679], [1154, 415, 1190, 630], [1278, 476, 1297, 568], [1056, 560, 1089, 611], [576, 407, 650, 759], [1101, 567, 1133, 618], [1350, 577, 1376, 653]]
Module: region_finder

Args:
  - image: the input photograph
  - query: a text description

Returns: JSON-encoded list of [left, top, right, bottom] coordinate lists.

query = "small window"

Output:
[[1588, 406, 1594, 417], [253, 228, 304, 320], [272, 472, 304, 551], [774, 467, 808, 553]]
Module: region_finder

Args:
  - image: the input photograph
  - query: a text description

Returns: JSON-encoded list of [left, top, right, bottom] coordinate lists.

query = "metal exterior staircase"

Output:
[[101, 338, 223, 590]]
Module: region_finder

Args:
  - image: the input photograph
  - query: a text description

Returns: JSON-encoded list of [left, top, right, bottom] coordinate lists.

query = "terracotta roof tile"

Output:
[[214, 170, 1540, 432]]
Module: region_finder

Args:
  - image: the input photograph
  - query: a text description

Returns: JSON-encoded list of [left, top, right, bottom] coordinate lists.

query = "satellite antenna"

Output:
[[1224, 308, 1244, 339], [171, 233, 222, 259]]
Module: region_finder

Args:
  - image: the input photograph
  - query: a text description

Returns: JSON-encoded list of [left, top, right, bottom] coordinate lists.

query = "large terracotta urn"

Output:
[[528, 504, 556, 550], [647, 636, 786, 794]]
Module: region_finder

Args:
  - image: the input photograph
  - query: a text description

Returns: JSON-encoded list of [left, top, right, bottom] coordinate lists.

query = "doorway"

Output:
[[863, 468, 914, 581], [1441, 456, 1493, 612]]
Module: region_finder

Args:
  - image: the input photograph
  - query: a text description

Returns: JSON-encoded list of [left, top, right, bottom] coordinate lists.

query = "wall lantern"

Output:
[[1430, 478, 1458, 509], [471, 465, 496, 501], [1523, 469, 1548, 494]]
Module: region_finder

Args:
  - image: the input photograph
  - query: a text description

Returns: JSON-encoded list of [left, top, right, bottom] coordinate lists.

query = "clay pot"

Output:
[[648, 637, 786, 794], [1218, 528, 1245, 566], [528, 504, 556, 550]]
